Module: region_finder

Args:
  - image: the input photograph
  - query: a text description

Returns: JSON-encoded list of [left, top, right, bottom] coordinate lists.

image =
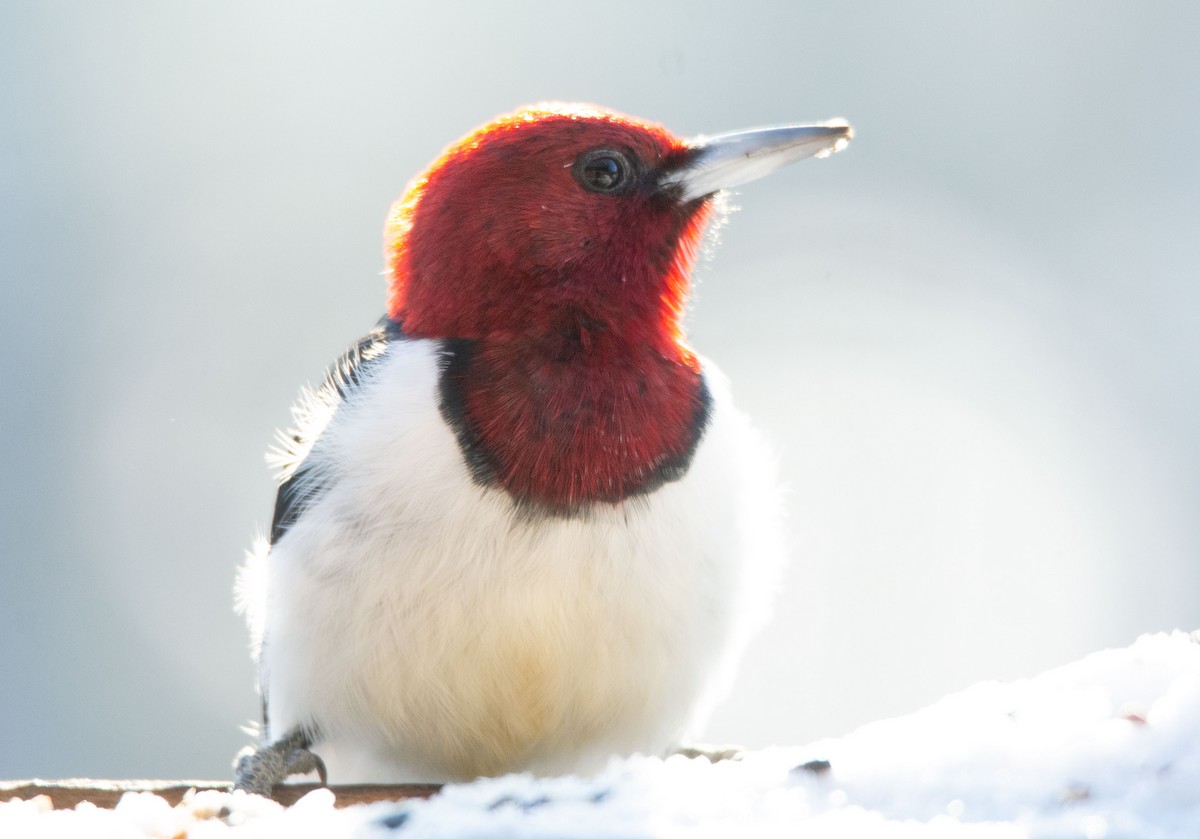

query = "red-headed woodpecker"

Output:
[[234, 103, 852, 792]]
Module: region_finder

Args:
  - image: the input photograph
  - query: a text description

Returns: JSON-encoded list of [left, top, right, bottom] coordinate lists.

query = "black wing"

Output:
[[259, 318, 403, 735], [268, 317, 404, 545]]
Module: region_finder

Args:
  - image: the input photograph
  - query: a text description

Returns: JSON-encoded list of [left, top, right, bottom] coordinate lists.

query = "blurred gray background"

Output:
[[2, 1, 1198, 780]]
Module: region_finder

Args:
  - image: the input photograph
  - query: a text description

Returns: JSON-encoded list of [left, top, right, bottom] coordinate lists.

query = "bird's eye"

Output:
[[573, 149, 637, 195]]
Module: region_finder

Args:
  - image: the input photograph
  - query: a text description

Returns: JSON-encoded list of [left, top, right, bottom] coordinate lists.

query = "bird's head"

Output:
[[385, 103, 851, 352]]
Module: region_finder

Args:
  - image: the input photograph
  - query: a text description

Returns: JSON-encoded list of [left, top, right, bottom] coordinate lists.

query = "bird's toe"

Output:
[[233, 726, 326, 795]]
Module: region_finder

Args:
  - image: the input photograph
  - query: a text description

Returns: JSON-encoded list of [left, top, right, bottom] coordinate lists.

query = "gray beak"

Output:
[[660, 120, 853, 202]]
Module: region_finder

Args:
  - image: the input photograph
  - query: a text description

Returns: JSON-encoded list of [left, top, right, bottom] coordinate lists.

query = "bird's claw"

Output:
[[233, 725, 327, 796]]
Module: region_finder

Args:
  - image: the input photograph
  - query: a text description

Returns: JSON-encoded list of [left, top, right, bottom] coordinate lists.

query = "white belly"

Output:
[[242, 339, 783, 783]]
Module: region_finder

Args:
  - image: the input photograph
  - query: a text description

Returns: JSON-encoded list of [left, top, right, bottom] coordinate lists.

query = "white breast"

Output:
[[240, 337, 784, 783]]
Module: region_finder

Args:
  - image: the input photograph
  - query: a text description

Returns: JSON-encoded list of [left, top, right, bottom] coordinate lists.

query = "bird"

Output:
[[233, 102, 852, 793]]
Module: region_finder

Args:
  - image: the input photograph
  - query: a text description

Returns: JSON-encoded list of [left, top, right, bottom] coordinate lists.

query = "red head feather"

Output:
[[385, 103, 711, 360], [382, 104, 716, 509]]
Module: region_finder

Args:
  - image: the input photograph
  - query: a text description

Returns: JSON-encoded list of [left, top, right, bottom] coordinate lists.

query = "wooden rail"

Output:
[[0, 779, 441, 809]]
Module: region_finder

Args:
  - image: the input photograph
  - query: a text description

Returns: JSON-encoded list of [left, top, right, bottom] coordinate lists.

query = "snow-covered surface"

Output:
[[5, 631, 1199, 837]]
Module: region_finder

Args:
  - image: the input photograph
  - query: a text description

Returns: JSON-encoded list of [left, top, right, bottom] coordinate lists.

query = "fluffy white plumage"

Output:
[[239, 336, 785, 783]]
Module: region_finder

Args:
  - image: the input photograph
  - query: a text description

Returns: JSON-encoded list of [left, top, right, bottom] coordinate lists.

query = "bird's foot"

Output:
[[671, 742, 745, 763], [233, 725, 327, 796]]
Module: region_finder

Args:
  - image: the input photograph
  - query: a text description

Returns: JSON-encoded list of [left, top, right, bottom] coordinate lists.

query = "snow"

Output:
[[5, 631, 1199, 838]]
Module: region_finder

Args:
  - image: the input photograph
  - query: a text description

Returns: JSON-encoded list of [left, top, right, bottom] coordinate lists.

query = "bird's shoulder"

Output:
[[268, 317, 407, 545]]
